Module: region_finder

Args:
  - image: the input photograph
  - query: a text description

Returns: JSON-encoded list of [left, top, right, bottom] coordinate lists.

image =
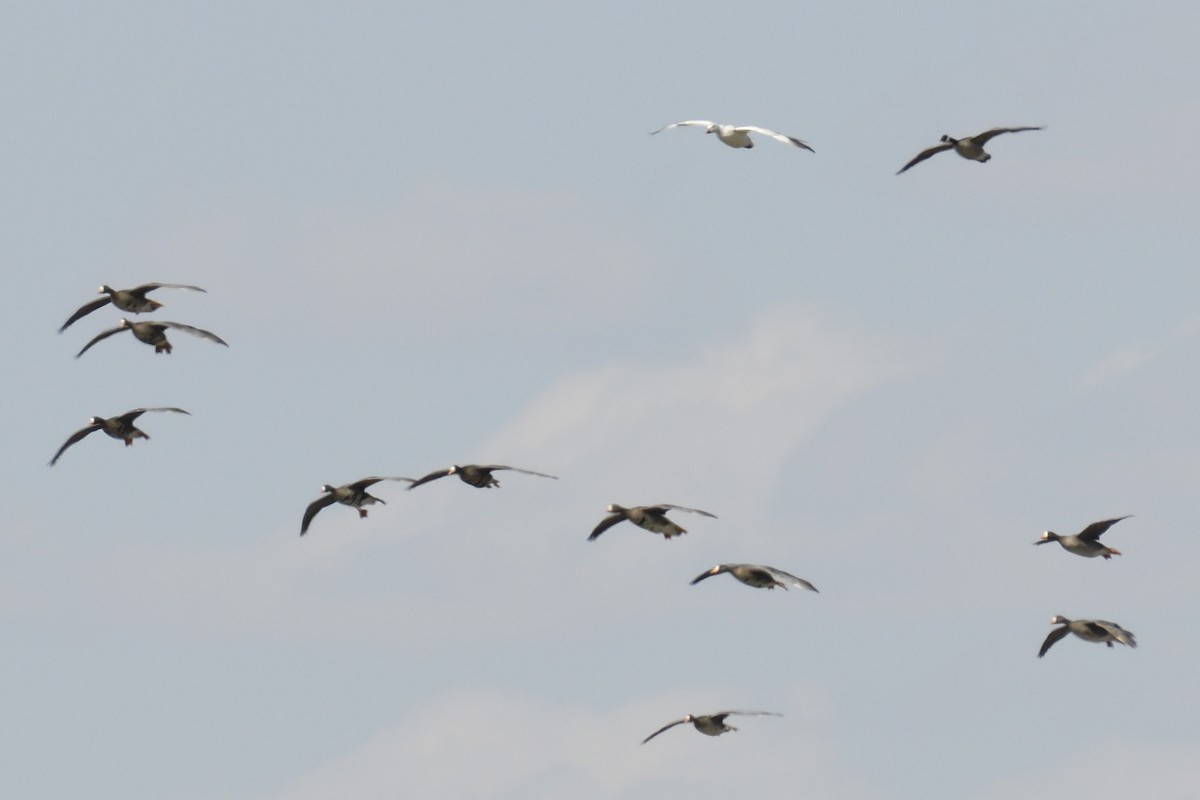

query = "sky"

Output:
[[3, 2, 1199, 798]]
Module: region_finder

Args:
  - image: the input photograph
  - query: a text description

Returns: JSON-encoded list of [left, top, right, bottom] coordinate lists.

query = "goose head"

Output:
[[606, 504, 627, 513], [447, 465, 460, 475], [318, 484, 335, 493], [116, 318, 133, 329], [98, 285, 115, 294], [1035, 531, 1060, 545], [1049, 615, 1069, 625], [939, 134, 958, 145]]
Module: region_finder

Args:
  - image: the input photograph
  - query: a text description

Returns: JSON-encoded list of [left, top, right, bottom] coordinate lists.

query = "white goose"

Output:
[[652, 120, 813, 152], [896, 126, 1042, 174]]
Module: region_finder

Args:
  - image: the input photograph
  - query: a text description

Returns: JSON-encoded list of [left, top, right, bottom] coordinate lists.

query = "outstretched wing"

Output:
[[1092, 620, 1137, 647], [762, 566, 819, 593], [587, 513, 626, 541], [650, 120, 715, 135], [1037, 625, 1070, 658], [970, 126, 1043, 146], [49, 423, 102, 466], [58, 297, 112, 333], [652, 504, 717, 518], [116, 407, 190, 425], [1077, 515, 1131, 542], [641, 717, 689, 744], [132, 282, 206, 295], [160, 321, 228, 346], [75, 325, 127, 358], [481, 465, 558, 480], [719, 710, 783, 719], [300, 494, 338, 536], [736, 126, 814, 152], [407, 468, 453, 489], [896, 142, 954, 175], [349, 476, 414, 492]]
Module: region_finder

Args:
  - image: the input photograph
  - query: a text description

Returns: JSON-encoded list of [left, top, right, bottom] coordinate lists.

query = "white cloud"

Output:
[[1083, 317, 1200, 389], [262, 683, 880, 800], [969, 739, 1200, 800], [486, 303, 922, 505]]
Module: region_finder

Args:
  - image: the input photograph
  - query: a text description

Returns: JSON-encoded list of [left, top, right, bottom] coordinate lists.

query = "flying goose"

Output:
[[587, 504, 716, 541], [651, 120, 814, 152], [59, 283, 206, 332], [1038, 616, 1137, 658], [75, 318, 228, 357], [406, 464, 557, 490], [691, 563, 818, 592], [49, 407, 190, 465], [1036, 516, 1129, 559], [641, 711, 781, 744], [896, 126, 1043, 174], [300, 477, 415, 536]]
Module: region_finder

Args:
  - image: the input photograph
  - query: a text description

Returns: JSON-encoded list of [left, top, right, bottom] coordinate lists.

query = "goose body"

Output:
[[59, 283, 206, 332], [896, 126, 1042, 174], [300, 476, 414, 536], [691, 563, 818, 592], [588, 503, 716, 541], [641, 710, 781, 744], [75, 318, 228, 357], [49, 407, 190, 465], [406, 464, 557, 490], [1038, 616, 1137, 658], [652, 120, 813, 152], [1036, 516, 1128, 559]]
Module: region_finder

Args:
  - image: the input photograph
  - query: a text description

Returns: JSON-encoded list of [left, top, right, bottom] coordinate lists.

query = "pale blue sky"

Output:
[[3, 2, 1199, 798]]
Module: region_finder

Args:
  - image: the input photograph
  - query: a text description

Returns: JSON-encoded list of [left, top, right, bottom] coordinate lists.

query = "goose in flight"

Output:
[[691, 563, 818, 592], [301, 477, 415, 536], [75, 318, 228, 357], [1037, 616, 1137, 658], [588, 504, 716, 541], [49, 407, 190, 465], [1036, 516, 1129, 559], [652, 120, 814, 152], [641, 711, 781, 744], [59, 283, 206, 332], [406, 464, 557, 490], [896, 126, 1042, 174]]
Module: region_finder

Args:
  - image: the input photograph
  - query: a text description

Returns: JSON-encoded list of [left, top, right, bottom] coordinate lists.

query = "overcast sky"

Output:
[[3, 2, 1199, 798]]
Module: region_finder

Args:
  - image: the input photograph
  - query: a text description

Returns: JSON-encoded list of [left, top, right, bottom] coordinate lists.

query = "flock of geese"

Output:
[[49, 120, 1137, 747]]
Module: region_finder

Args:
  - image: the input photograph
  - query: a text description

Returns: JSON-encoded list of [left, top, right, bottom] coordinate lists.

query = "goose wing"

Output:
[[348, 476, 414, 492], [587, 513, 627, 541], [300, 494, 339, 536], [49, 422, 102, 466], [735, 125, 814, 152], [896, 141, 954, 175], [1092, 620, 1137, 647], [1037, 625, 1070, 658], [74, 325, 127, 358], [718, 710, 782, 719], [58, 297, 112, 333], [760, 565, 819, 592], [115, 407, 191, 425], [650, 120, 716, 135], [969, 126, 1043, 146], [159, 321, 228, 346], [650, 504, 717, 518], [1076, 515, 1131, 542], [131, 282, 206, 295], [407, 468, 454, 489], [479, 465, 558, 480], [641, 717, 690, 744]]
